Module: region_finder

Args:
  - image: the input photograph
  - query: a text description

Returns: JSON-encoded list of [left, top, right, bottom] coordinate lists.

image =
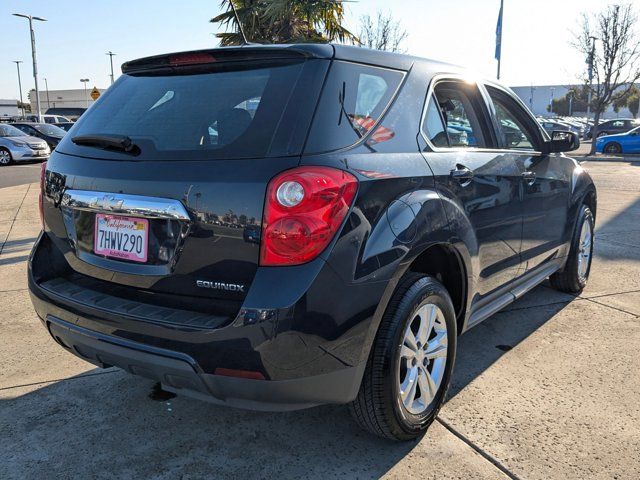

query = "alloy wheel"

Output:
[[604, 143, 621, 154], [0, 150, 11, 165], [398, 303, 448, 415], [577, 219, 593, 281]]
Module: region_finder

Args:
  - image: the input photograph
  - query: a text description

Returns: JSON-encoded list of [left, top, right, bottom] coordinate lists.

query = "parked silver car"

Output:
[[0, 124, 50, 165]]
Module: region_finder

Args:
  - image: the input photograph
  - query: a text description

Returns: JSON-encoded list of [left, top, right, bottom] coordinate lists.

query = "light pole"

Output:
[[80, 79, 90, 109], [13, 13, 46, 123], [12, 61, 25, 117], [106, 51, 116, 85], [529, 84, 536, 112], [568, 91, 574, 116], [549, 87, 555, 115], [44, 77, 51, 110]]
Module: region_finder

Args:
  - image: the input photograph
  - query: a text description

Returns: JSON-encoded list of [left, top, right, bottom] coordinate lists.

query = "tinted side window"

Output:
[[486, 87, 538, 150], [422, 96, 449, 147], [431, 81, 489, 148], [305, 61, 404, 153]]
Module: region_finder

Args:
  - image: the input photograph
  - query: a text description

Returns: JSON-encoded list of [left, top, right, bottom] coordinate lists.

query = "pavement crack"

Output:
[[581, 297, 639, 318], [0, 184, 32, 257], [436, 417, 523, 480]]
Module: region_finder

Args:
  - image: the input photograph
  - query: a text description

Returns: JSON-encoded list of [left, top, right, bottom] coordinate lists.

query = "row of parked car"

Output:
[[537, 116, 640, 154], [0, 116, 71, 166]]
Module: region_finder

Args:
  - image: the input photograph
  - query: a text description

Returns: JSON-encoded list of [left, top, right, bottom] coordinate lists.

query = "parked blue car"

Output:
[[596, 126, 640, 154]]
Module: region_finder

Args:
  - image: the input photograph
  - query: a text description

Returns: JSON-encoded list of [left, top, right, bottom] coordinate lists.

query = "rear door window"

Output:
[[305, 61, 404, 153], [422, 80, 491, 149]]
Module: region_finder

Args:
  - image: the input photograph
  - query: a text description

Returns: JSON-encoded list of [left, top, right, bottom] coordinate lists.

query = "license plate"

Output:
[[94, 214, 148, 263]]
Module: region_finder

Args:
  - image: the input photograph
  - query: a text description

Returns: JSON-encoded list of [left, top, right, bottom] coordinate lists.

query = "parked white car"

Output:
[[0, 124, 50, 165]]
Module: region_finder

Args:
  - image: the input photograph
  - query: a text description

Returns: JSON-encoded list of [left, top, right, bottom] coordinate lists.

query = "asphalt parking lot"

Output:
[[1, 158, 639, 479]]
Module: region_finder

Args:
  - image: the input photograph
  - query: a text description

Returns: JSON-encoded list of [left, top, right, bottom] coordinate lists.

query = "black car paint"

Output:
[[29, 44, 596, 410]]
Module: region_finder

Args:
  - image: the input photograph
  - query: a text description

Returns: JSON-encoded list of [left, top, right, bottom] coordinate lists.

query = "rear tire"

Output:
[[550, 205, 594, 293], [603, 142, 622, 154], [349, 273, 457, 441], [0, 148, 12, 166]]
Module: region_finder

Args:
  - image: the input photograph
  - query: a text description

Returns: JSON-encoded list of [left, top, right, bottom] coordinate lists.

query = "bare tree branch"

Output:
[[358, 11, 408, 53], [573, 4, 640, 153]]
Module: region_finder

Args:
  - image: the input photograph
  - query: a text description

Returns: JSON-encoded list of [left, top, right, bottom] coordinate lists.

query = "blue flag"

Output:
[[495, 1, 503, 61]]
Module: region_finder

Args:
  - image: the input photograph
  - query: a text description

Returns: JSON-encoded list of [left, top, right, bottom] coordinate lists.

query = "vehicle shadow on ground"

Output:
[[0, 286, 575, 479], [448, 285, 573, 399]]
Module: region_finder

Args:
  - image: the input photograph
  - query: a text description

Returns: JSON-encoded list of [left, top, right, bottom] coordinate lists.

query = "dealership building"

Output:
[[0, 99, 20, 118], [510, 84, 637, 119], [28, 87, 106, 114]]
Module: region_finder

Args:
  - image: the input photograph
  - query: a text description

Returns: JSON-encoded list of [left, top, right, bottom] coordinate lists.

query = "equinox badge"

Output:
[[196, 280, 245, 292]]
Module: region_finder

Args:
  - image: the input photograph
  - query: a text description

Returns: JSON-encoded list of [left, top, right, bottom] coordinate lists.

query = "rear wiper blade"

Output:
[[72, 134, 140, 155]]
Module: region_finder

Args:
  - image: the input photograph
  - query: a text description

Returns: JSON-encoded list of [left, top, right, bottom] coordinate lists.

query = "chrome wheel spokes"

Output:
[[398, 303, 448, 415], [577, 220, 592, 280]]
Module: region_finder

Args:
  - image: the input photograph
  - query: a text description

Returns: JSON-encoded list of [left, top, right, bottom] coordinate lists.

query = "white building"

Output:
[[0, 99, 20, 118], [510, 84, 636, 119], [29, 87, 107, 113]]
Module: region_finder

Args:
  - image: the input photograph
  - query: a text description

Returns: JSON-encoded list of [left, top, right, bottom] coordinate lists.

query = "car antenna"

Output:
[[230, 1, 249, 45]]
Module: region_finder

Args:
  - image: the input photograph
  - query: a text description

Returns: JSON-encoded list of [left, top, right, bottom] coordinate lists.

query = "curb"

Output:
[[576, 155, 640, 163]]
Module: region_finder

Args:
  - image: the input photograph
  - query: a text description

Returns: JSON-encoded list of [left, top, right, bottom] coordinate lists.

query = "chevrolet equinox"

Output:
[[29, 44, 596, 440]]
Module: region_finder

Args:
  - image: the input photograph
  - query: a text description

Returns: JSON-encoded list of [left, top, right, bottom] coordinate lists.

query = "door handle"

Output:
[[522, 171, 536, 185], [451, 164, 474, 185]]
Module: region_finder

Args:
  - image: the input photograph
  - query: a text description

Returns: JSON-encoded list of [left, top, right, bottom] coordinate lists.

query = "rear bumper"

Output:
[[28, 231, 374, 411], [44, 315, 364, 411]]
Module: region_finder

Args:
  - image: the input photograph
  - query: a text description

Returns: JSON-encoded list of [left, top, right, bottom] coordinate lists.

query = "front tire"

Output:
[[603, 142, 622, 154], [0, 148, 12, 166], [349, 274, 457, 441], [550, 205, 594, 293]]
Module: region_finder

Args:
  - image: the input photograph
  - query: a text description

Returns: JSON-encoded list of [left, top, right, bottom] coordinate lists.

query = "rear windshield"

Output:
[[65, 60, 325, 161], [33, 124, 66, 137]]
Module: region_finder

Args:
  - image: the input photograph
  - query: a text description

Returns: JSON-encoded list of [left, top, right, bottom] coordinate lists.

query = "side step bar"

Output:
[[466, 261, 562, 330]]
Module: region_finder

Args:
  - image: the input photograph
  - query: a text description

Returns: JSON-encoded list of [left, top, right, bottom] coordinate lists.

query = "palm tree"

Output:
[[211, 0, 358, 46]]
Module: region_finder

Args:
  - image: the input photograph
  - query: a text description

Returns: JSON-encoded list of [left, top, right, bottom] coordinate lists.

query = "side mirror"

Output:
[[545, 130, 580, 153]]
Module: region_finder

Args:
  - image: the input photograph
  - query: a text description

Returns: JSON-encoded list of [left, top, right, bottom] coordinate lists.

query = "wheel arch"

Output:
[[407, 243, 468, 335]]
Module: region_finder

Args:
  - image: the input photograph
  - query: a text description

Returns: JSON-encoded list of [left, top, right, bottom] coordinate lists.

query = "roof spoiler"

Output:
[[122, 45, 334, 74]]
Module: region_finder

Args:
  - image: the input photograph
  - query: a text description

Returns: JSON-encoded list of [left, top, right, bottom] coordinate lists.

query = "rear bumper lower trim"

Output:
[[45, 315, 364, 411]]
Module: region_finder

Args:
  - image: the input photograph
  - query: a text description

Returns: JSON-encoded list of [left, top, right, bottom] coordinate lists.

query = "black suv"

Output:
[[586, 118, 639, 139], [29, 45, 596, 440]]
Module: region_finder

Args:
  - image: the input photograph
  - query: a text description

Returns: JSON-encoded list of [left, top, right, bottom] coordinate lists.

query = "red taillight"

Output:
[[260, 166, 358, 266], [214, 368, 265, 381], [38, 161, 47, 230]]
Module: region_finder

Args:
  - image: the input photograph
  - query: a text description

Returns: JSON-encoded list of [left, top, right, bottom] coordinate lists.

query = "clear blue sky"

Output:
[[0, 0, 622, 100]]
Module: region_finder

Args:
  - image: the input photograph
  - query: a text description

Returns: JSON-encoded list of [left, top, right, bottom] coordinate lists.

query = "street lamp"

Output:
[[80, 79, 90, 109], [12, 61, 25, 117], [106, 51, 116, 85], [549, 87, 555, 115], [13, 13, 47, 122]]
